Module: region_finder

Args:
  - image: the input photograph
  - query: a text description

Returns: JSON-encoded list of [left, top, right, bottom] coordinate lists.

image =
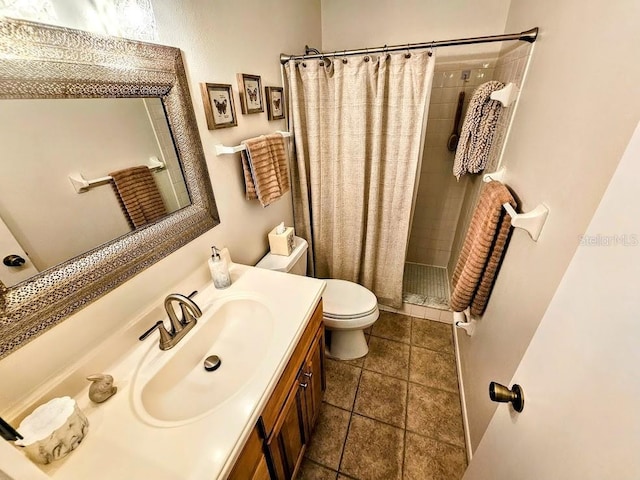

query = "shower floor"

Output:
[[403, 263, 450, 310]]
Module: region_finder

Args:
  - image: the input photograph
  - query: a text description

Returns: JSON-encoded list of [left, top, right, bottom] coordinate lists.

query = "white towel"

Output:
[[453, 81, 504, 179]]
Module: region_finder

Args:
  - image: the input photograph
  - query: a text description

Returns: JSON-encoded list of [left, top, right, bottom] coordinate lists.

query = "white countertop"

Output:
[[34, 264, 325, 479]]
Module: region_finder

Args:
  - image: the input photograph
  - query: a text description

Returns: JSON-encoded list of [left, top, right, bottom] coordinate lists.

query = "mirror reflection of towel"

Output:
[[109, 166, 167, 229]]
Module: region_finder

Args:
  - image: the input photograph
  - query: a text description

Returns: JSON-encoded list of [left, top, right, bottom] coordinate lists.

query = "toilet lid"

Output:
[[322, 279, 378, 319]]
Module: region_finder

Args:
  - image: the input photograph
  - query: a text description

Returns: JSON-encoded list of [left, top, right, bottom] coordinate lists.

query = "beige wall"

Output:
[[321, 0, 511, 55], [0, 0, 321, 413], [457, 0, 640, 451]]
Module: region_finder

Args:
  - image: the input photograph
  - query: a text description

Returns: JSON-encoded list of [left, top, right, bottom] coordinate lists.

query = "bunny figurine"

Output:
[[86, 374, 117, 403]]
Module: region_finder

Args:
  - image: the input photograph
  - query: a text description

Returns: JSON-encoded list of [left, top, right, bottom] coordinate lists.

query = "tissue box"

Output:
[[268, 226, 295, 256]]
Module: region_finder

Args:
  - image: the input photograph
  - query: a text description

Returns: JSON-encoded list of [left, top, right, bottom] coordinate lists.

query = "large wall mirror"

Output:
[[0, 18, 220, 359]]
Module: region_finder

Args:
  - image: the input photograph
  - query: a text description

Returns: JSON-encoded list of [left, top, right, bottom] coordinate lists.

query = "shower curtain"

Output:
[[285, 51, 434, 307]]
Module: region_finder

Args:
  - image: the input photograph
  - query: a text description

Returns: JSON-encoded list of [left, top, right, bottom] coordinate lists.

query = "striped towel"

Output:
[[109, 166, 167, 229], [453, 81, 504, 179], [240, 133, 290, 207], [450, 180, 515, 316]]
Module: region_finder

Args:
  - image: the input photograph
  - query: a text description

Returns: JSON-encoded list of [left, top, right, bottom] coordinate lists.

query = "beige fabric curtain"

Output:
[[285, 51, 434, 307]]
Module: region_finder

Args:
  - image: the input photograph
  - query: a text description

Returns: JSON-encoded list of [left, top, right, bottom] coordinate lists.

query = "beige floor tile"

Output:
[[404, 432, 467, 480], [340, 414, 404, 480], [370, 311, 412, 344], [354, 370, 407, 428], [409, 346, 458, 393], [341, 355, 366, 368], [363, 336, 410, 379], [406, 383, 465, 448], [324, 359, 362, 410], [305, 403, 351, 470], [411, 318, 454, 353], [298, 458, 339, 480]]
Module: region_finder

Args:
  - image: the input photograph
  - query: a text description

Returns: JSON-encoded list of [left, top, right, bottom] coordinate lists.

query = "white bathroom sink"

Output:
[[132, 295, 274, 427]]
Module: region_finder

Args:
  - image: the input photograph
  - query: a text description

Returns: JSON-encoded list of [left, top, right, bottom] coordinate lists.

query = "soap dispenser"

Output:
[[209, 246, 231, 289]]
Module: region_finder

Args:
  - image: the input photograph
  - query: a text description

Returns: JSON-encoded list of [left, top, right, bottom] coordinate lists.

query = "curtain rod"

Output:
[[280, 27, 538, 65]]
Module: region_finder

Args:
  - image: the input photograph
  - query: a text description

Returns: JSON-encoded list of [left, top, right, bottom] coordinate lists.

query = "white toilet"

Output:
[[256, 236, 379, 360]]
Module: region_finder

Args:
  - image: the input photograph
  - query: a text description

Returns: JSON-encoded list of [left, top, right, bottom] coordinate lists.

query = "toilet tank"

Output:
[[255, 236, 308, 276]]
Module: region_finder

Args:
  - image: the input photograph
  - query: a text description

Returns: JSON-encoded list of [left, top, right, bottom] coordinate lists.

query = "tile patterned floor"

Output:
[[403, 263, 450, 310], [300, 311, 467, 480]]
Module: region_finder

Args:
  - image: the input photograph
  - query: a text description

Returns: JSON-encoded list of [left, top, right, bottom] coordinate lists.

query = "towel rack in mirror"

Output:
[[68, 156, 165, 193], [215, 131, 292, 156]]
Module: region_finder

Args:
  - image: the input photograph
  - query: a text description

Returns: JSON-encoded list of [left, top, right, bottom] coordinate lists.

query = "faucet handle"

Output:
[[139, 320, 172, 348]]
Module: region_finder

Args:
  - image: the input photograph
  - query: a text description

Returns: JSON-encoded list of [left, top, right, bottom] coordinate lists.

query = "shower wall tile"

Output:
[[447, 43, 533, 279], [408, 58, 495, 268]]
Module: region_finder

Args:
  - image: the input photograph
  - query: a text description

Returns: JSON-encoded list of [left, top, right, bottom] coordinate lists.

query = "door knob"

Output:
[[3, 255, 25, 267], [489, 382, 524, 412]]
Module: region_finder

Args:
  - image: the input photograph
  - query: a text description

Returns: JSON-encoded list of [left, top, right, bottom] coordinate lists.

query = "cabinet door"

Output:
[[267, 379, 307, 480], [300, 327, 325, 436], [228, 423, 268, 480]]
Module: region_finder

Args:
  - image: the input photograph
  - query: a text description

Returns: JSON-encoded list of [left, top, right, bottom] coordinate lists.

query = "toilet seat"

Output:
[[322, 279, 379, 330]]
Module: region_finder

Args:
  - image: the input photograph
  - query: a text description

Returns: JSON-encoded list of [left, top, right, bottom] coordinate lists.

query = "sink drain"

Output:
[[204, 355, 222, 372]]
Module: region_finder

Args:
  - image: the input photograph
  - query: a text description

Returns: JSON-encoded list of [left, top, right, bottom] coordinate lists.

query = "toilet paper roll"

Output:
[[15, 396, 89, 465]]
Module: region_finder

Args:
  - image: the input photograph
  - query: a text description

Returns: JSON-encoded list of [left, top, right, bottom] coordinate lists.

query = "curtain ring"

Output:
[[383, 44, 390, 60], [301, 54, 307, 68], [405, 44, 411, 59], [364, 48, 370, 62], [342, 50, 348, 64], [428, 41, 434, 57]]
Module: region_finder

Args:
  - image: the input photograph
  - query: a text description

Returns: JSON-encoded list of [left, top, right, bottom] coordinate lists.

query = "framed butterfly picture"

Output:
[[200, 83, 237, 130], [237, 73, 264, 114], [265, 86, 285, 121]]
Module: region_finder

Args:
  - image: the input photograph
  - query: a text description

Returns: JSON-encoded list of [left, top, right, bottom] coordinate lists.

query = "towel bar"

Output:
[[490, 82, 519, 107], [503, 202, 549, 242], [215, 131, 292, 156], [68, 157, 165, 193]]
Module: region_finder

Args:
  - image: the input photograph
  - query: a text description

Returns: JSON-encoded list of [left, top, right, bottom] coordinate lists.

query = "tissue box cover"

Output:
[[268, 226, 294, 256]]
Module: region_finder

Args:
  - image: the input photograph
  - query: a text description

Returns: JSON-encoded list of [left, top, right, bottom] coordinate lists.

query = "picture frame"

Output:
[[265, 86, 285, 121], [237, 73, 264, 114], [200, 83, 237, 130]]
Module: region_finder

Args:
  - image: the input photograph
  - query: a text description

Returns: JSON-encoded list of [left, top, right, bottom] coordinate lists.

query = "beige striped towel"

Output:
[[109, 166, 167, 229], [453, 80, 504, 180], [240, 133, 290, 207], [450, 180, 516, 316]]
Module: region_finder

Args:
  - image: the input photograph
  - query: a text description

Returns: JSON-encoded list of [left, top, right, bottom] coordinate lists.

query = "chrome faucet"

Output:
[[139, 291, 202, 350]]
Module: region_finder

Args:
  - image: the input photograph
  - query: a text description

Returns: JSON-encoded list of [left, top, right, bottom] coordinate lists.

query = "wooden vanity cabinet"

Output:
[[227, 424, 270, 480], [230, 301, 325, 480]]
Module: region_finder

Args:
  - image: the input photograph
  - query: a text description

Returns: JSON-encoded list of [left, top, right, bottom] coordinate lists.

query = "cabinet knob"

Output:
[[299, 381, 308, 389], [303, 371, 313, 378]]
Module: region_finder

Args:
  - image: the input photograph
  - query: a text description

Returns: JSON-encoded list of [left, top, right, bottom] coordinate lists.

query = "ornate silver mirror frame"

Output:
[[0, 18, 219, 359]]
